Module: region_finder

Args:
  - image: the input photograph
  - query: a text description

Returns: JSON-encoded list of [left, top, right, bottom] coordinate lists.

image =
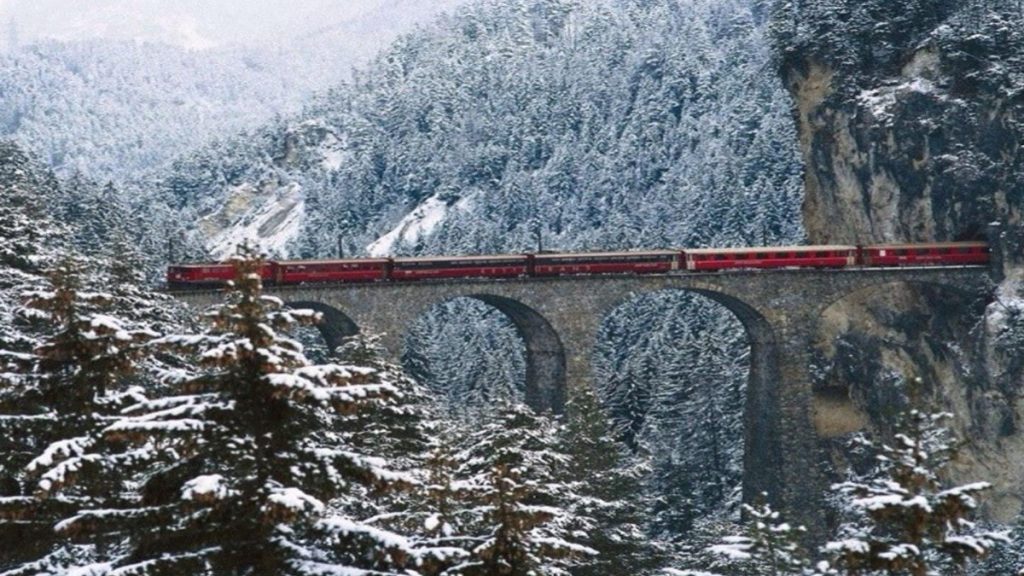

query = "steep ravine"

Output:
[[774, 1, 1024, 521]]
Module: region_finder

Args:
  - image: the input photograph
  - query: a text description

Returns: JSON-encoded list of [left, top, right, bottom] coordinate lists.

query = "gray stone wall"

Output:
[[173, 266, 991, 539]]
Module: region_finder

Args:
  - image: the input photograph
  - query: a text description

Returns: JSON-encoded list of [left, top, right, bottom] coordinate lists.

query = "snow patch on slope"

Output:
[[202, 183, 305, 259], [367, 194, 474, 256]]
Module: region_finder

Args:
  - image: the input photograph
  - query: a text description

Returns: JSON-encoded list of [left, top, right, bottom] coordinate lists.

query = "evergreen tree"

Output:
[[0, 256, 155, 573], [452, 402, 594, 576], [822, 411, 1009, 576], [706, 497, 808, 576], [14, 247, 425, 575], [382, 434, 477, 576], [973, 513, 1024, 575], [561, 384, 663, 575]]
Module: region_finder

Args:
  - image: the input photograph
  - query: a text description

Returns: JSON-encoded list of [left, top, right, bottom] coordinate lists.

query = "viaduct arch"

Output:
[[288, 300, 360, 351], [174, 265, 994, 539]]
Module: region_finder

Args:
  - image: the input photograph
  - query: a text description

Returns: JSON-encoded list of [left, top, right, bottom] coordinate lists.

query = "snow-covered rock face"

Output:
[[189, 118, 346, 259], [200, 182, 305, 259], [774, 1, 1024, 522], [367, 194, 475, 257], [776, 3, 1023, 249]]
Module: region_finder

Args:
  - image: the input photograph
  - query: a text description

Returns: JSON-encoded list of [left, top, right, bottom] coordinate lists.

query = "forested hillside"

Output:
[[126, 0, 804, 538], [3, 0, 1024, 573], [0, 41, 333, 181], [0, 0, 464, 185], [1, 142, 661, 574]]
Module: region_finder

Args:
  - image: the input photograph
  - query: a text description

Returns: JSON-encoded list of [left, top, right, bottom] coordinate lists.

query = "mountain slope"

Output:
[[143, 0, 804, 534], [154, 0, 803, 261], [772, 0, 1024, 527]]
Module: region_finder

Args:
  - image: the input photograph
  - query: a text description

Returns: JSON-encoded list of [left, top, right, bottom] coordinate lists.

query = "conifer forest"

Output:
[[1, 1, 1023, 574]]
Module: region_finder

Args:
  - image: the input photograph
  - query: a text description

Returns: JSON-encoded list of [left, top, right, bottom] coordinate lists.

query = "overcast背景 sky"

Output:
[[0, 0, 466, 53]]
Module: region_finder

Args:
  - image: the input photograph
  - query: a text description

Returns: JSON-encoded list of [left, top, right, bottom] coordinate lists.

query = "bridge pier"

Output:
[[771, 326, 830, 539], [170, 265, 991, 544]]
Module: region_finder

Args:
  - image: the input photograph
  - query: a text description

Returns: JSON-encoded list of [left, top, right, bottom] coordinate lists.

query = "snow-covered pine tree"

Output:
[[823, 410, 1009, 576], [561, 383, 664, 575], [25, 246, 424, 575], [973, 512, 1024, 575], [0, 143, 60, 267], [377, 433, 476, 576], [452, 402, 595, 576], [0, 255, 156, 573], [321, 331, 464, 570], [705, 496, 808, 576], [331, 331, 435, 485], [0, 140, 67, 569]]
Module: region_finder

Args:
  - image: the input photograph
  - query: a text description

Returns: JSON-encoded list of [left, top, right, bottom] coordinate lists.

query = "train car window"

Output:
[[756, 253, 767, 259]]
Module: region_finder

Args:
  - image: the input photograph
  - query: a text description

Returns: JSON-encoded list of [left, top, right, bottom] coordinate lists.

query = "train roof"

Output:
[[534, 250, 679, 258], [864, 241, 988, 249], [167, 262, 235, 269], [684, 245, 857, 255], [276, 258, 391, 265], [392, 254, 528, 263]]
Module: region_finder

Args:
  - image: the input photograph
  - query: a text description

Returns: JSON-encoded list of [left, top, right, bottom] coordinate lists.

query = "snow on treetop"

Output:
[[938, 481, 992, 498], [852, 494, 932, 513], [823, 538, 871, 554], [531, 536, 599, 556], [292, 562, 388, 576], [25, 435, 94, 474], [66, 561, 115, 576], [318, 516, 413, 550], [181, 474, 238, 503], [103, 416, 207, 436], [265, 485, 325, 516]]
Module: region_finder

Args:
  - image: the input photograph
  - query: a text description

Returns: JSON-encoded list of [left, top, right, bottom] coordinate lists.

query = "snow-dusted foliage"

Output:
[[706, 497, 807, 576], [822, 411, 1009, 575], [0, 141, 62, 358], [4, 248, 427, 575], [0, 256, 157, 574], [595, 292, 749, 534], [403, 298, 526, 417], [0, 40, 343, 183], [280, 0, 802, 258], [560, 383, 665, 575], [446, 402, 595, 576], [973, 514, 1024, 576]]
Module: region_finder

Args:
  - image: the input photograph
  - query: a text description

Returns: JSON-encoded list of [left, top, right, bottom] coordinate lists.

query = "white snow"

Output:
[[181, 474, 238, 502], [266, 486, 325, 515], [367, 193, 475, 256], [206, 183, 305, 259], [318, 515, 412, 549], [710, 536, 754, 560], [857, 78, 947, 124], [321, 147, 349, 171], [367, 194, 448, 257], [25, 436, 94, 474], [66, 562, 115, 576]]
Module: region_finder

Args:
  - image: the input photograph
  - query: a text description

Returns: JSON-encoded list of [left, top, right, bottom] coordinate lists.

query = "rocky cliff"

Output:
[[773, 0, 1024, 521]]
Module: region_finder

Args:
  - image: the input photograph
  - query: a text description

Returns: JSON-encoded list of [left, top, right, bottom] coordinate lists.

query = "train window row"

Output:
[[167, 243, 989, 288]]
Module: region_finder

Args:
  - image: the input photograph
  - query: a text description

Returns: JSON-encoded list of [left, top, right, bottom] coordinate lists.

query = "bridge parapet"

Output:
[[169, 264, 994, 541]]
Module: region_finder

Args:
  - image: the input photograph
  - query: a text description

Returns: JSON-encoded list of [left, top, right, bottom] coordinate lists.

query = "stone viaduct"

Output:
[[173, 263, 996, 536]]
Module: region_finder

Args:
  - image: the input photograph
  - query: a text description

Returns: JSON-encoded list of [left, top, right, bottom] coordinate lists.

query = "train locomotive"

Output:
[[167, 242, 990, 289]]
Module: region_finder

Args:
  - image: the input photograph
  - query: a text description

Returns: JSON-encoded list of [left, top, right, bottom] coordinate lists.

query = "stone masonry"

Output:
[[173, 265, 994, 539]]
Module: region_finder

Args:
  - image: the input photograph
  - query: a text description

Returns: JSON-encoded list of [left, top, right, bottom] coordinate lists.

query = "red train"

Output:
[[166, 242, 990, 289]]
